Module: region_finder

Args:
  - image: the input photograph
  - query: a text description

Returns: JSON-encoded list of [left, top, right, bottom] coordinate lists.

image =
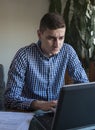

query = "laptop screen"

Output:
[[52, 82, 95, 130]]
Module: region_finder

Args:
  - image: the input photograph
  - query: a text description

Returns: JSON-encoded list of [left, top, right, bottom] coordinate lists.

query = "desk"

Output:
[[0, 111, 34, 130]]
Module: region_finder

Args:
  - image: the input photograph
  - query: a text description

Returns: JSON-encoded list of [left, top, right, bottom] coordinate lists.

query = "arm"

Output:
[[4, 48, 33, 111], [67, 46, 89, 83]]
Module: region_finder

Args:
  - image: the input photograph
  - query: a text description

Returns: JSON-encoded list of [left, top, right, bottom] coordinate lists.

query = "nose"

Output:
[[53, 38, 59, 47]]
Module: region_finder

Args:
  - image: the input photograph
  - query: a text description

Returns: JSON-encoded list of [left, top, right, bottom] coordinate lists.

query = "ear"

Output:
[[37, 30, 42, 39]]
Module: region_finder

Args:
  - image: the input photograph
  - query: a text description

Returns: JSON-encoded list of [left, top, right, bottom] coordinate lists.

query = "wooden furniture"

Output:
[[65, 70, 73, 85], [0, 111, 33, 130], [88, 61, 95, 82]]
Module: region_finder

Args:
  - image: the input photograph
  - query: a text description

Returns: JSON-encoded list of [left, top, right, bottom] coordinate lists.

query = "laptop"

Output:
[[29, 82, 95, 130]]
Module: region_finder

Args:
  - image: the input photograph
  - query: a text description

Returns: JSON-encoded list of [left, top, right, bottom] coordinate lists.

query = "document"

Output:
[[0, 111, 34, 130]]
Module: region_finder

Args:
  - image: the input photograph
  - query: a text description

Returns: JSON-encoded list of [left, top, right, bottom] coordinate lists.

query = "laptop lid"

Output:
[[52, 82, 95, 130]]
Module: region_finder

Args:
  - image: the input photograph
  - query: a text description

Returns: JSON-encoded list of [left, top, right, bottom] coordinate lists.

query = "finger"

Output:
[[50, 107, 56, 113], [49, 100, 57, 107]]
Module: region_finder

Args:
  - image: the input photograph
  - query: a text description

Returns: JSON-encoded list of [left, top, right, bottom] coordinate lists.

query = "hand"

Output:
[[31, 100, 57, 111]]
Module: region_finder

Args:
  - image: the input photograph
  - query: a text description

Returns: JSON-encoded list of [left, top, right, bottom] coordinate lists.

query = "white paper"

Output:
[[0, 111, 34, 130]]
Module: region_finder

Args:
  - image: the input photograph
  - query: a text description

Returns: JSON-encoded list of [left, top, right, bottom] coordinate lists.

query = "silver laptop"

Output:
[[29, 82, 95, 130]]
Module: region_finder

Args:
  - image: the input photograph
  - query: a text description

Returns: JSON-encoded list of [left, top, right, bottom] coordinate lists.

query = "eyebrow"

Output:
[[47, 35, 56, 38], [46, 35, 64, 39]]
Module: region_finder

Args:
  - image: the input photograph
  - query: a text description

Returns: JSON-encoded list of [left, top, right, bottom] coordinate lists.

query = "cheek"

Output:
[[42, 40, 52, 49], [46, 40, 53, 47], [46, 43, 52, 50], [60, 40, 64, 47], [60, 42, 64, 47]]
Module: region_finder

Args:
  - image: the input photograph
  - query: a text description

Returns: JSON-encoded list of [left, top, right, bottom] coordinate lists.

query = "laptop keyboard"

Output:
[[29, 112, 54, 130], [36, 112, 54, 129]]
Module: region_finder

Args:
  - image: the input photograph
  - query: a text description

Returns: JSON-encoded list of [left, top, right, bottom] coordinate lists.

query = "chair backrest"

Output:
[[0, 64, 4, 86], [0, 64, 5, 110]]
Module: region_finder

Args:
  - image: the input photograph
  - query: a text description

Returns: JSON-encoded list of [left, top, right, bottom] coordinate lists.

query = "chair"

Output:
[[0, 64, 5, 110]]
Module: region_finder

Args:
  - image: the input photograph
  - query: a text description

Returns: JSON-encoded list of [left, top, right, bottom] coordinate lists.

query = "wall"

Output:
[[0, 0, 49, 84]]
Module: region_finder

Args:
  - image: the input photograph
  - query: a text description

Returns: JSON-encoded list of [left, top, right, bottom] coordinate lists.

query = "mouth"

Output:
[[51, 48, 60, 54], [53, 47, 59, 51]]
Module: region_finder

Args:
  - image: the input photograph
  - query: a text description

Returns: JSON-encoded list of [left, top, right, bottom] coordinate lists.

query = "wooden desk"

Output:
[[0, 111, 34, 130]]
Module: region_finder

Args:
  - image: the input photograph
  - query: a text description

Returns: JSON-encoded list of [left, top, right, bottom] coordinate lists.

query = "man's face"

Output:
[[37, 28, 66, 57]]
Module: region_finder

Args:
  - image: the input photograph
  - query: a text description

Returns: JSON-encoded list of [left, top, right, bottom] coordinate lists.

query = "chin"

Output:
[[53, 51, 60, 55]]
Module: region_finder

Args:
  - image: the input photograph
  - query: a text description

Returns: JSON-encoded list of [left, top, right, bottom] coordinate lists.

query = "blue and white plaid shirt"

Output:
[[4, 41, 89, 110]]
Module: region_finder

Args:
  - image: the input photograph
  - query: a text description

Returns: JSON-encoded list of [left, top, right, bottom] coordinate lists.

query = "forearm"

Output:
[[4, 91, 35, 111], [30, 100, 57, 111]]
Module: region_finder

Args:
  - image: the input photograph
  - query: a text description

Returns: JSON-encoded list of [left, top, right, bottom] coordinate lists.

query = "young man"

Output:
[[4, 13, 89, 111]]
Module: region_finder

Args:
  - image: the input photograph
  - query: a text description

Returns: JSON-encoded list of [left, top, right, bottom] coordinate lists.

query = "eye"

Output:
[[59, 36, 64, 40], [47, 36, 55, 40]]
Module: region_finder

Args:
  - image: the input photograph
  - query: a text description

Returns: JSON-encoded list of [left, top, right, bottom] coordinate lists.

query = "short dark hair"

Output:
[[39, 12, 66, 32]]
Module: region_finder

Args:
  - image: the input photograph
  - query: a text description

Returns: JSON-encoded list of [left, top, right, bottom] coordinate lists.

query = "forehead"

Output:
[[43, 28, 66, 36]]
